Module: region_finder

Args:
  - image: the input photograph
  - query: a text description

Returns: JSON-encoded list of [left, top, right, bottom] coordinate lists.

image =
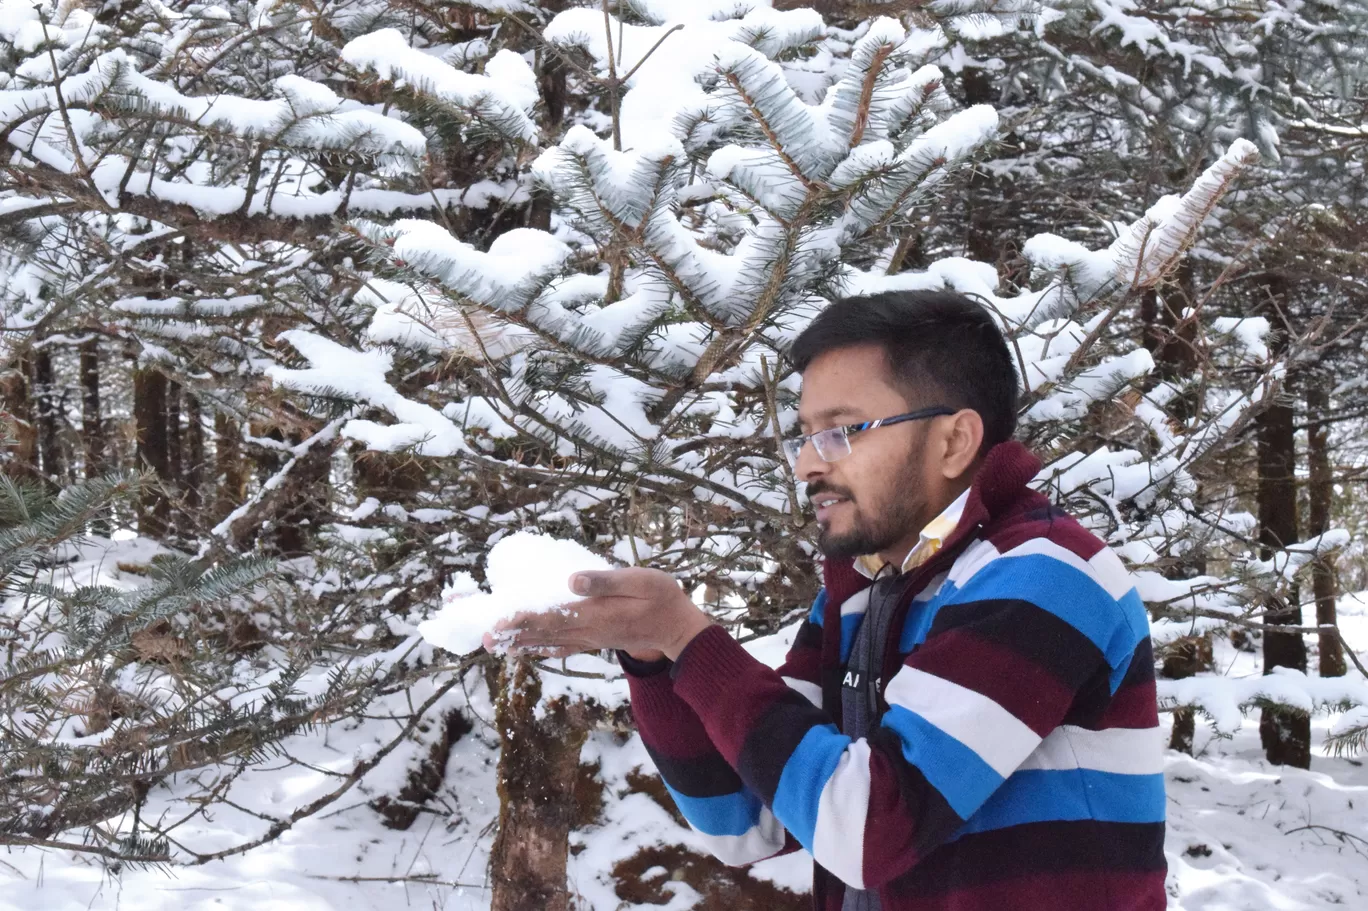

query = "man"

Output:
[[495, 290, 1167, 910]]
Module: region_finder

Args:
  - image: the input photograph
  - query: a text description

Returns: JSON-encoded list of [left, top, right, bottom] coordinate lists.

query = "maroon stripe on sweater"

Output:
[[626, 673, 718, 758], [895, 868, 1168, 911], [984, 510, 1107, 561], [1093, 678, 1161, 730], [857, 731, 959, 889], [822, 558, 869, 617], [892, 820, 1167, 896], [777, 632, 823, 688], [903, 625, 1082, 737], [672, 624, 818, 769]]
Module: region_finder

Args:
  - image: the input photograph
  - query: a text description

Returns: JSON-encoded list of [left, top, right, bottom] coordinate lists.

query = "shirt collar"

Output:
[[854, 487, 970, 579]]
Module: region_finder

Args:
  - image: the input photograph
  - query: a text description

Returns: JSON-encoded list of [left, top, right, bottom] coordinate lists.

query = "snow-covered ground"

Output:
[[3, 537, 1366, 910]]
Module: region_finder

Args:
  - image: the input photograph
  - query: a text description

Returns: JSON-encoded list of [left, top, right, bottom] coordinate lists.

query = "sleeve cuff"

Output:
[[616, 650, 672, 678], [669, 623, 759, 696]]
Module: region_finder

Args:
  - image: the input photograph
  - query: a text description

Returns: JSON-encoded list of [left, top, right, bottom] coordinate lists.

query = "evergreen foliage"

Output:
[[0, 0, 1365, 897]]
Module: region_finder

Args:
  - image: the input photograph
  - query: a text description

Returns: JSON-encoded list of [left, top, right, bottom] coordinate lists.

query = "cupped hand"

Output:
[[482, 567, 712, 662]]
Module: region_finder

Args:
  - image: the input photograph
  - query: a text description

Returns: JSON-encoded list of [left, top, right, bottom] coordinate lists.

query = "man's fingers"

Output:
[[488, 625, 591, 658], [530, 647, 580, 660], [569, 569, 623, 598], [482, 629, 582, 660], [493, 607, 579, 634], [570, 566, 674, 599]]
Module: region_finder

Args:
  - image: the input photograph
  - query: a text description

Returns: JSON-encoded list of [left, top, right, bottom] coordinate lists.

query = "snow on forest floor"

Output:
[[2, 536, 1367, 910]]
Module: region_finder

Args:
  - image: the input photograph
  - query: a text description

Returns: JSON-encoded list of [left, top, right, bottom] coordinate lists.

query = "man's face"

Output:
[[795, 344, 941, 562]]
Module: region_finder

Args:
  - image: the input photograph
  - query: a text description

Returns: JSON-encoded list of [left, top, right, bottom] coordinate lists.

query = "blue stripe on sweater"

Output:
[[771, 723, 848, 852], [939, 555, 1143, 684], [897, 599, 939, 653], [955, 769, 1167, 838], [665, 785, 764, 837], [1107, 589, 1148, 690], [839, 612, 863, 663], [807, 588, 828, 627], [882, 705, 1003, 820]]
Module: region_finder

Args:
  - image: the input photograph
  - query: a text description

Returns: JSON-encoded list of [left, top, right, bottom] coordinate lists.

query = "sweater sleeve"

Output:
[[625, 591, 828, 866], [666, 549, 1149, 891]]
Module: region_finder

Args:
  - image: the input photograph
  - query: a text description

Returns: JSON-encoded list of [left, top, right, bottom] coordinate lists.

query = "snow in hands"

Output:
[[418, 531, 611, 655]]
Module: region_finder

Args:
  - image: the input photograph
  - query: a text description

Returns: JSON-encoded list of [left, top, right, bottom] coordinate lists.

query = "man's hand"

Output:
[[483, 567, 713, 662]]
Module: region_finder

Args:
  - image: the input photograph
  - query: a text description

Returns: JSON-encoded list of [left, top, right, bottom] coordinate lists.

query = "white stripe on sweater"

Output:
[[1088, 545, 1140, 602], [945, 538, 1001, 588], [812, 738, 871, 889], [884, 666, 1040, 778], [841, 586, 872, 617], [783, 676, 823, 708], [1016, 725, 1164, 776], [912, 570, 949, 603], [693, 804, 788, 866], [948, 536, 1135, 602]]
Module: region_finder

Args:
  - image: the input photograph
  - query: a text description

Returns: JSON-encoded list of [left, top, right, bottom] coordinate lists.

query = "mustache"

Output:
[[805, 482, 855, 504]]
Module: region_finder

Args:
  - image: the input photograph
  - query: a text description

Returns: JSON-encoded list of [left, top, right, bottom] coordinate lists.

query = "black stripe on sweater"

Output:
[[736, 690, 830, 804], [642, 742, 744, 799]]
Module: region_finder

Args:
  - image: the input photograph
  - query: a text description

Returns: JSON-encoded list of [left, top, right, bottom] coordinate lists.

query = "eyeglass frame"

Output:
[[782, 406, 957, 468]]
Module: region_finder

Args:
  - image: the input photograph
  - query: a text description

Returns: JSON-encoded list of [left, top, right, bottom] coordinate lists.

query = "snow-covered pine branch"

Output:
[[341, 28, 540, 144]]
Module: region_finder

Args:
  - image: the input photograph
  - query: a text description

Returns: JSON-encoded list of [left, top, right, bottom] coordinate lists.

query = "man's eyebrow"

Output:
[[798, 406, 860, 428]]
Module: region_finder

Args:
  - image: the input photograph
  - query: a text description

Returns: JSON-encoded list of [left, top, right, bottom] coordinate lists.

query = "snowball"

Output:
[[417, 531, 612, 654]]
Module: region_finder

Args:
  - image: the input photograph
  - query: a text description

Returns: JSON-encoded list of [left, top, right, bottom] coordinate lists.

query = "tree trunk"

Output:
[[166, 379, 183, 492], [354, 449, 427, 502], [80, 339, 105, 477], [33, 348, 65, 483], [1306, 379, 1344, 678], [1256, 276, 1309, 768], [0, 352, 39, 479], [961, 67, 1004, 273], [133, 367, 172, 539], [242, 421, 328, 556], [527, 3, 568, 234], [489, 658, 590, 911], [1162, 636, 1213, 754], [214, 411, 247, 525], [79, 339, 111, 533], [1150, 261, 1200, 420], [267, 438, 330, 557], [184, 392, 204, 519], [1146, 261, 1208, 753]]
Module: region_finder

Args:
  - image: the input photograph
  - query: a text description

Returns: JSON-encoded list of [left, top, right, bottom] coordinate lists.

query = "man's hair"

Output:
[[789, 289, 1020, 449]]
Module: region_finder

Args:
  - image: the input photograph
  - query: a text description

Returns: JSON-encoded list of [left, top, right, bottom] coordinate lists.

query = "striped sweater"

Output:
[[626, 441, 1167, 910]]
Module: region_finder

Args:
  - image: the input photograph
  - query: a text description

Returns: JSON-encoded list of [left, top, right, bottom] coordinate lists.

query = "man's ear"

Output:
[[939, 409, 984, 480]]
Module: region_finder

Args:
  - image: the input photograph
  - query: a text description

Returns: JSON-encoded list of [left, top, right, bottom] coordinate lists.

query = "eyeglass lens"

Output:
[[783, 427, 852, 467]]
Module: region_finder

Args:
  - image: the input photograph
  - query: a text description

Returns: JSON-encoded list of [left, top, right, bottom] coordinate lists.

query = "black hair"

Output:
[[789, 289, 1019, 449]]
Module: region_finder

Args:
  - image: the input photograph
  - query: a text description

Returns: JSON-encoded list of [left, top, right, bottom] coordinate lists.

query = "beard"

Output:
[[816, 492, 924, 560], [813, 439, 928, 561]]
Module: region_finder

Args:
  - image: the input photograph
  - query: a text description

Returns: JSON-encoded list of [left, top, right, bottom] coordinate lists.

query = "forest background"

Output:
[[2, 1, 1367, 909]]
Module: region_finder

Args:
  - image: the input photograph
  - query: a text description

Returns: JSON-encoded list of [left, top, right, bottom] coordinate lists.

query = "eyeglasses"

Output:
[[782, 406, 956, 468]]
